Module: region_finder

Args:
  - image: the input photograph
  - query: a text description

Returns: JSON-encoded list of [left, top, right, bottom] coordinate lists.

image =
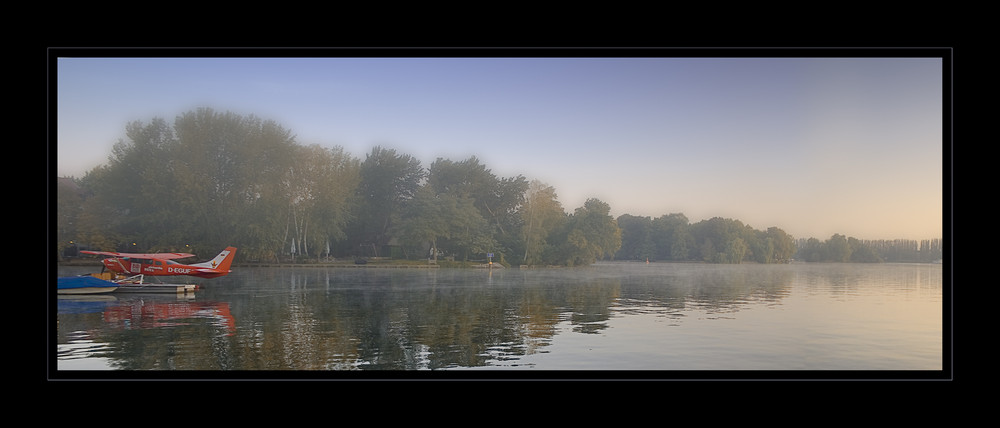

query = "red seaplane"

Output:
[[81, 247, 237, 279]]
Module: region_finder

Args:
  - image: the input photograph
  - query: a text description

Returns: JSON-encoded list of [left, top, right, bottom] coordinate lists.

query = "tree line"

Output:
[[55, 108, 942, 266], [613, 214, 796, 264], [794, 236, 943, 263], [614, 216, 943, 264]]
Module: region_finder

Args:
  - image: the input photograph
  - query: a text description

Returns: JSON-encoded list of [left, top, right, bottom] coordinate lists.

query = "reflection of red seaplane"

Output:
[[103, 301, 237, 335], [81, 247, 237, 279]]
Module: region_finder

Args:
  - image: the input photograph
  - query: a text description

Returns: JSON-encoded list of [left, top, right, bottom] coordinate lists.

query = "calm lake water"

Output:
[[51, 262, 946, 379]]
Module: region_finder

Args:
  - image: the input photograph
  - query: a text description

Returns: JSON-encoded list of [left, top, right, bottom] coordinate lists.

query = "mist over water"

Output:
[[54, 262, 944, 376]]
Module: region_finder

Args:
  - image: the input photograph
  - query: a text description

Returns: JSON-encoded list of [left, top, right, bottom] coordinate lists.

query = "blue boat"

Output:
[[57, 276, 120, 295]]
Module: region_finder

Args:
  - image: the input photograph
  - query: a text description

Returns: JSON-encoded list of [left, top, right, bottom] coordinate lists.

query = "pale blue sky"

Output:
[[55, 55, 945, 241]]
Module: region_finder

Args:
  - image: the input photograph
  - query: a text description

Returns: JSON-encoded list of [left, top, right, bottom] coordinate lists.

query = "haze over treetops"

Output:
[[56, 54, 945, 242]]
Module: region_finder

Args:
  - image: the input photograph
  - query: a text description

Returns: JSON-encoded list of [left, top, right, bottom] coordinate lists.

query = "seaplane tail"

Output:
[[190, 247, 237, 278]]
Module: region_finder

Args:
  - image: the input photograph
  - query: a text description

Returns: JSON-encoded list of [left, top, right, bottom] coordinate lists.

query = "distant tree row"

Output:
[[56, 108, 942, 266], [614, 214, 945, 264], [794, 236, 943, 263], [614, 214, 797, 264]]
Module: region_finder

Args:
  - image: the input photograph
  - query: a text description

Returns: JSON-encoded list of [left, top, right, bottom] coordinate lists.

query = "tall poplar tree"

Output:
[[518, 180, 565, 265]]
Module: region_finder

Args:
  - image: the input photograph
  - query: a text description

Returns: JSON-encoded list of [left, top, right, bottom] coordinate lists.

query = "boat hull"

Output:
[[57, 276, 120, 294], [58, 286, 120, 295]]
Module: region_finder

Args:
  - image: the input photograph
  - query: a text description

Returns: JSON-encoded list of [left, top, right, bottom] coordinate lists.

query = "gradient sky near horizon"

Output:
[[55, 55, 945, 241]]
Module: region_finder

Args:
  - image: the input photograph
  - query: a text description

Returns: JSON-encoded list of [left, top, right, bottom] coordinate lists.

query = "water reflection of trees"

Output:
[[245, 265, 795, 370], [56, 294, 240, 370], [56, 264, 798, 371], [679, 265, 794, 313], [793, 262, 942, 300]]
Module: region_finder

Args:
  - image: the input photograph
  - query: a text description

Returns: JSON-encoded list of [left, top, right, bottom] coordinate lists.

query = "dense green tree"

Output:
[[419, 156, 519, 261], [691, 217, 747, 263], [56, 178, 84, 256], [71, 167, 124, 252], [171, 109, 300, 256], [651, 213, 692, 261], [437, 192, 496, 261], [553, 198, 621, 266], [350, 146, 424, 255], [723, 237, 748, 264], [800, 237, 824, 262], [825, 234, 851, 262], [426, 157, 490, 200], [93, 117, 182, 250], [393, 185, 449, 261], [426, 156, 527, 260], [394, 184, 496, 262], [483, 175, 528, 250], [848, 237, 883, 262], [668, 228, 695, 261], [698, 238, 717, 263], [486, 176, 529, 263], [232, 116, 301, 260], [765, 227, 796, 263], [742, 226, 794, 264], [615, 214, 655, 261]]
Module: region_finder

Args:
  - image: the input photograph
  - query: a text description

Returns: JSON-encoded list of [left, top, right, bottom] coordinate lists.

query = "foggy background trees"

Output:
[[56, 108, 943, 265]]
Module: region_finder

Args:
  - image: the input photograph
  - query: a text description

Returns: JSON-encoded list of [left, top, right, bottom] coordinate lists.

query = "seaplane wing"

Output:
[[80, 250, 197, 260]]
